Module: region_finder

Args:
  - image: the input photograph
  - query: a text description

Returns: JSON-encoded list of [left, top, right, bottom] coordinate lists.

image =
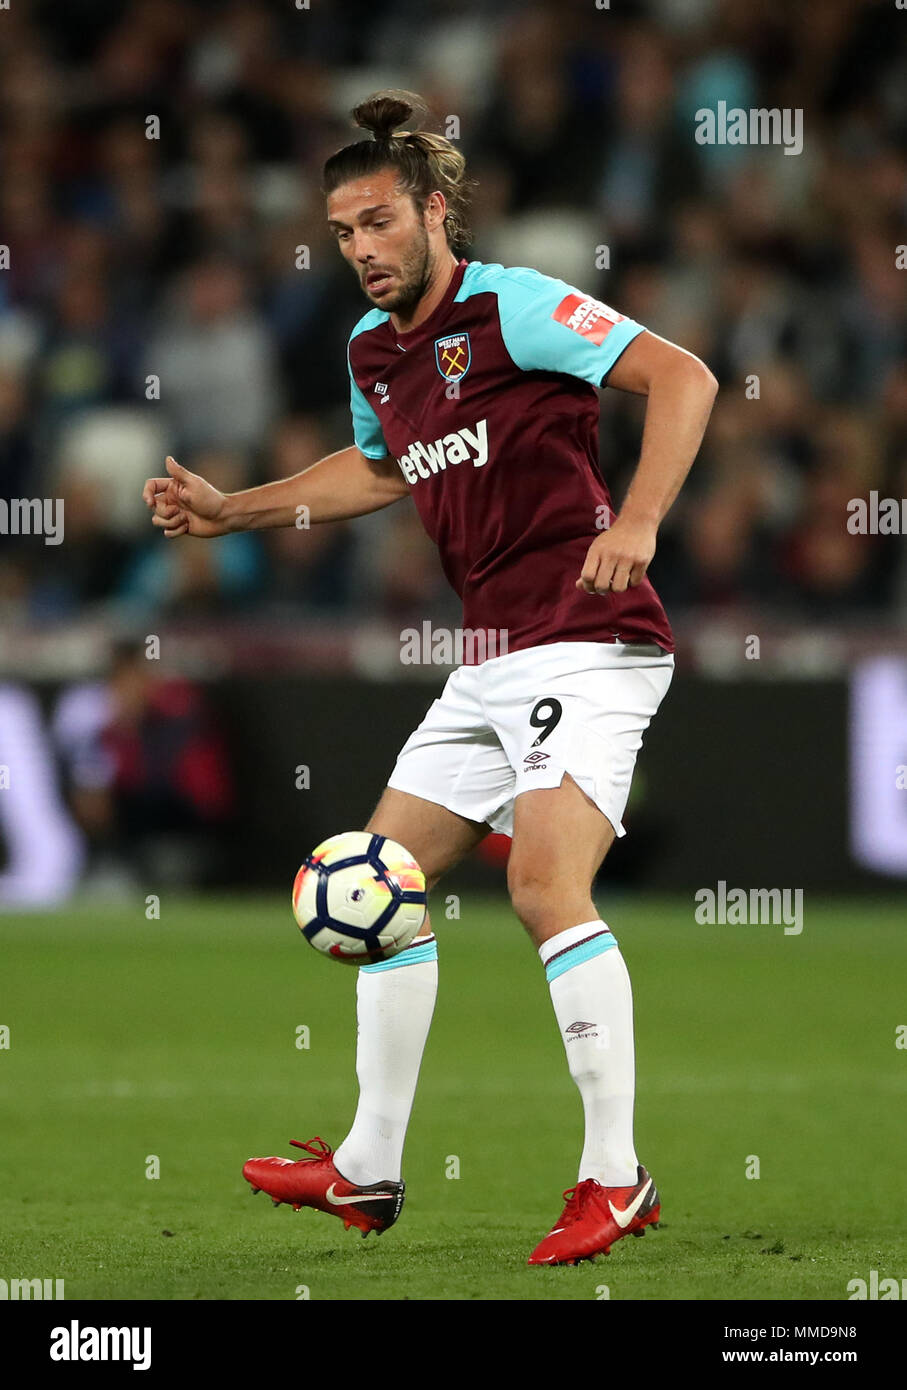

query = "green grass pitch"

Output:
[[2, 895, 905, 1301]]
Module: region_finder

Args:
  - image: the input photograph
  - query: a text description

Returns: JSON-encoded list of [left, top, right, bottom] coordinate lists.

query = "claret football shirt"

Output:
[[347, 258, 674, 660]]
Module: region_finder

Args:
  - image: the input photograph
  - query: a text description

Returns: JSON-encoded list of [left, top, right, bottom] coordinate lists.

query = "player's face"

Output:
[[327, 171, 434, 316]]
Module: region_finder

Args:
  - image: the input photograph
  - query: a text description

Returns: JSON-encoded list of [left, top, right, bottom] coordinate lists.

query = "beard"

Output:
[[361, 222, 433, 316]]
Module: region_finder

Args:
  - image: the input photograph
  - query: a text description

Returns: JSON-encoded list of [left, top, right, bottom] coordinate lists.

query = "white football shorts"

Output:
[[386, 640, 674, 838]]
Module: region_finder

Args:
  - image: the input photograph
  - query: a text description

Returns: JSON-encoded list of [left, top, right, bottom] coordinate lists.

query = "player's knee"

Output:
[[508, 853, 599, 938], [507, 864, 565, 935]]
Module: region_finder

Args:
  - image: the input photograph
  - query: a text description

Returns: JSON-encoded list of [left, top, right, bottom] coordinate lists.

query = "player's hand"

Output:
[[576, 514, 657, 594], [142, 457, 229, 538]]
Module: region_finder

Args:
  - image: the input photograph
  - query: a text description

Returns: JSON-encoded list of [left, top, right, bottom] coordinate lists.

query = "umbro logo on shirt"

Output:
[[397, 419, 488, 485]]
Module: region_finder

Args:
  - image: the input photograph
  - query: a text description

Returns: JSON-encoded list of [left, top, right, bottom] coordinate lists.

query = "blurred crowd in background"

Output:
[[0, 0, 905, 632]]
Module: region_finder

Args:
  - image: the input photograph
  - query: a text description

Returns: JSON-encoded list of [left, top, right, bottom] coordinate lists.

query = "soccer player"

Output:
[[143, 92, 717, 1265]]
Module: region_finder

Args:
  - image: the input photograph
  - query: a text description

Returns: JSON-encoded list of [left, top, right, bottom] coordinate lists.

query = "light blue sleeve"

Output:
[[460, 263, 645, 386], [347, 308, 390, 458], [348, 353, 388, 459]]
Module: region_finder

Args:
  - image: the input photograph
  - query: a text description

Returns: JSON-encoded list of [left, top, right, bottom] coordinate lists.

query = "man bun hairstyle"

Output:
[[352, 90, 420, 143], [323, 90, 473, 249]]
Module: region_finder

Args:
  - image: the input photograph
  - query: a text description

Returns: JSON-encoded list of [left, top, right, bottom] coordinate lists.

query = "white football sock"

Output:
[[332, 935, 437, 1185], [539, 920, 639, 1188]]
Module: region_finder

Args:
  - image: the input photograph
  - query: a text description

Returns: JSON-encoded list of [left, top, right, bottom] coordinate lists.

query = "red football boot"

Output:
[[242, 1137, 404, 1237], [528, 1165, 660, 1265]]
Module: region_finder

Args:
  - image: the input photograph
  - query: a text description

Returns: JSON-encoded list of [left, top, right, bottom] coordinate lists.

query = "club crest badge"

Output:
[[434, 332, 471, 383]]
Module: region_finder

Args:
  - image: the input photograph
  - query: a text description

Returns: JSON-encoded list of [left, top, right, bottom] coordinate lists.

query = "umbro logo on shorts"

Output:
[[523, 750, 550, 766]]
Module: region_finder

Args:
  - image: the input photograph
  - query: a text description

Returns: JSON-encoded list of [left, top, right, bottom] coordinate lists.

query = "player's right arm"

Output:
[[143, 446, 407, 539]]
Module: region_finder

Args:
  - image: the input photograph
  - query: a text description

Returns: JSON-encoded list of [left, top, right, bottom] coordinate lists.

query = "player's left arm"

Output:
[[494, 269, 717, 596], [578, 331, 718, 595]]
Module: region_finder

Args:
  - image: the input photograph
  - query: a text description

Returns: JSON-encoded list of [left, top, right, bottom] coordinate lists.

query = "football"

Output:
[[292, 831, 427, 964]]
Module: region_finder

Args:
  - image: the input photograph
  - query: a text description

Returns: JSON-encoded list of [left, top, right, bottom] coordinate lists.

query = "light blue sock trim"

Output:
[[544, 931, 617, 983], [360, 938, 438, 973]]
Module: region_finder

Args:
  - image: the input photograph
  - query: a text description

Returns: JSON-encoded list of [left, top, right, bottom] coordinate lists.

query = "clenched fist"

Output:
[[142, 457, 229, 539], [576, 514, 657, 594]]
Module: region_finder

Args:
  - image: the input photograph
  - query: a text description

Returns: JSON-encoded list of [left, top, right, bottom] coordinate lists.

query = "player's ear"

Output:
[[424, 190, 447, 230]]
